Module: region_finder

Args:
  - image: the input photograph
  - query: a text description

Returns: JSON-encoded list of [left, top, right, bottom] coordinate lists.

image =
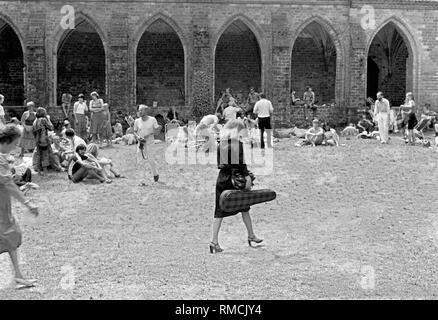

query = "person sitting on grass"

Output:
[[69, 144, 112, 184], [64, 129, 86, 160], [341, 123, 359, 137], [305, 119, 325, 147], [322, 122, 339, 147], [357, 115, 374, 134], [86, 143, 122, 179]]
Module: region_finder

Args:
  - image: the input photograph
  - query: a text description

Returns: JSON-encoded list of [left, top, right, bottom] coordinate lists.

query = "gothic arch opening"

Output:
[[57, 18, 106, 105], [290, 21, 337, 105], [367, 22, 412, 106], [136, 19, 185, 107], [0, 19, 24, 107], [214, 20, 261, 102]]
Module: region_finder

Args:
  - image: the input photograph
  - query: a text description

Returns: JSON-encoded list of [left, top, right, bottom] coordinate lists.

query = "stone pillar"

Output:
[[108, 12, 131, 113], [190, 10, 214, 121], [25, 11, 48, 107]]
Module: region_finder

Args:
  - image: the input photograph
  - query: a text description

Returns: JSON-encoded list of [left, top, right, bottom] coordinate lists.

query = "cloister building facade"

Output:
[[1, 0, 438, 126]]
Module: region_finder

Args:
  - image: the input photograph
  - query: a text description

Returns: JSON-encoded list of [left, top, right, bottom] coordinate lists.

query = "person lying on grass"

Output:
[[70, 144, 112, 184], [305, 119, 325, 147]]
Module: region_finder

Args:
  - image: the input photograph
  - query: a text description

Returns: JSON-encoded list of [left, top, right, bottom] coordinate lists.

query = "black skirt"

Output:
[[214, 169, 250, 218], [407, 113, 418, 130]]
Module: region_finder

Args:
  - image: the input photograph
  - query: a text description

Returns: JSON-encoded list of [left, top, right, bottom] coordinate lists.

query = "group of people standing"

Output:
[[61, 91, 112, 145], [214, 87, 274, 149]]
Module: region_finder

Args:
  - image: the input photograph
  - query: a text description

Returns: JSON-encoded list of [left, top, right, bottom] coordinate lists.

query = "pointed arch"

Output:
[[213, 14, 267, 99], [289, 15, 345, 107], [51, 11, 109, 106], [130, 13, 189, 106], [0, 13, 26, 55], [365, 16, 419, 104], [0, 13, 26, 106]]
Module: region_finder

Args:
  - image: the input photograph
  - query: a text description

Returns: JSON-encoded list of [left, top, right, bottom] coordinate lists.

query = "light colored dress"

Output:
[[0, 153, 22, 254], [19, 111, 37, 150]]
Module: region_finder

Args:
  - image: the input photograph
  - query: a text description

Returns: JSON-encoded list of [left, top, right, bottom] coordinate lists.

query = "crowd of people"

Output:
[[1, 85, 438, 288]]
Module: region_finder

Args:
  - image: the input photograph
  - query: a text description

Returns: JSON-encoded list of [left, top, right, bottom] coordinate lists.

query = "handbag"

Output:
[[219, 189, 277, 213], [230, 169, 255, 190]]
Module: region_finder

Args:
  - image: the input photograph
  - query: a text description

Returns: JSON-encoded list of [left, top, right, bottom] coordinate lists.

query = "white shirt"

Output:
[[223, 107, 240, 121], [134, 116, 159, 145], [0, 105, 5, 117], [74, 101, 88, 115], [374, 98, 390, 114], [70, 136, 86, 152], [254, 99, 274, 118]]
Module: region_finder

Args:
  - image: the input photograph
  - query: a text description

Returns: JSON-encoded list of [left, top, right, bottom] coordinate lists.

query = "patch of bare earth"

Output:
[[1, 134, 437, 299]]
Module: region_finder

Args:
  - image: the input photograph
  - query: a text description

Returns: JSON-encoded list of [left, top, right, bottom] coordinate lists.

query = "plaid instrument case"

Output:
[[219, 189, 277, 213]]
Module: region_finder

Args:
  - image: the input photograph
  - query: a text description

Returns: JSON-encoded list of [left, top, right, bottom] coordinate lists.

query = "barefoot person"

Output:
[[19, 101, 37, 157], [373, 92, 390, 144], [305, 119, 325, 147], [134, 105, 162, 184], [73, 94, 89, 141], [70, 144, 112, 184], [253, 93, 274, 149], [210, 119, 262, 254], [400, 92, 417, 145], [0, 125, 39, 288]]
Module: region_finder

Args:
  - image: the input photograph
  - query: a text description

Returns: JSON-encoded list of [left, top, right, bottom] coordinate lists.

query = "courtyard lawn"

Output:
[[1, 133, 437, 299]]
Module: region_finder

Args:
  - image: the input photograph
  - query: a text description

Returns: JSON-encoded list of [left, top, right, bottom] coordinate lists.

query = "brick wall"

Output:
[[214, 31, 262, 100], [136, 31, 185, 107], [291, 37, 336, 105], [0, 24, 24, 106], [1, 1, 438, 128], [57, 30, 106, 104]]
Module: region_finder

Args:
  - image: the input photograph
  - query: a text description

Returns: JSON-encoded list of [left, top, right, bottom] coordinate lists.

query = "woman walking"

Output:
[[73, 94, 89, 141], [1, 124, 39, 288], [89, 92, 105, 144], [210, 119, 263, 254], [32, 107, 62, 175], [19, 101, 37, 157]]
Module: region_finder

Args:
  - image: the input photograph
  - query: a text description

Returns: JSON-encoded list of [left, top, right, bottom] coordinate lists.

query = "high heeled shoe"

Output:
[[209, 242, 223, 254], [248, 236, 263, 247]]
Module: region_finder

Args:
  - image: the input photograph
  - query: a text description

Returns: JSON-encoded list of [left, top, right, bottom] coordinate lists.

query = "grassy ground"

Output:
[[0, 132, 437, 300]]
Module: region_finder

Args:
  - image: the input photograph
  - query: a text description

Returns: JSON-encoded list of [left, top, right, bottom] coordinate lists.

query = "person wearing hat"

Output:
[[133, 104, 162, 184], [305, 119, 325, 147], [89, 92, 105, 144], [73, 94, 89, 141]]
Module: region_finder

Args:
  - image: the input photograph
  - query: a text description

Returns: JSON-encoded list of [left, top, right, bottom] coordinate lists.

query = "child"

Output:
[[113, 122, 123, 139], [0, 125, 39, 288], [101, 103, 113, 148]]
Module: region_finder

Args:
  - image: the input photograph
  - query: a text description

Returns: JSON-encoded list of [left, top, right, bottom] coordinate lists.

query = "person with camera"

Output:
[[1, 124, 39, 288], [134, 105, 162, 185]]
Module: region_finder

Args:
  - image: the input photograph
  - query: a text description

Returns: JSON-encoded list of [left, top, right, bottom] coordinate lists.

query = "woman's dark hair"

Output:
[[78, 94, 85, 99], [0, 124, 22, 144], [36, 107, 47, 118], [75, 144, 87, 153], [260, 93, 266, 99], [65, 128, 76, 137]]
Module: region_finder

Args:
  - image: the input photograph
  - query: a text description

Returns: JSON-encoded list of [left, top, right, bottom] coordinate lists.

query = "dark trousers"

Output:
[[258, 117, 272, 149]]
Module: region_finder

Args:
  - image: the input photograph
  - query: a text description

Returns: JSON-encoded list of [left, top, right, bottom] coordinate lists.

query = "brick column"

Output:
[[108, 12, 130, 113], [190, 11, 214, 121], [25, 11, 48, 107], [349, 23, 367, 115], [271, 13, 292, 127]]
